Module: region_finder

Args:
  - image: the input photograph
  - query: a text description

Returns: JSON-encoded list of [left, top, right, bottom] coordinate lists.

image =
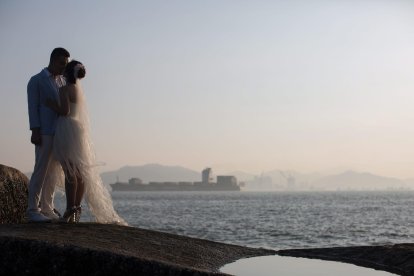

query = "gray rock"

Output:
[[0, 164, 28, 224], [0, 223, 276, 275]]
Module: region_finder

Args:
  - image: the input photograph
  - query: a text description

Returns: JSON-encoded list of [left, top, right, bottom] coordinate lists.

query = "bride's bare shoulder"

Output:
[[61, 84, 78, 102]]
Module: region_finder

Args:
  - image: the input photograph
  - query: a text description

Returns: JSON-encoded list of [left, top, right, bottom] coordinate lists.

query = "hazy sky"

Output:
[[1, 1, 414, 177]]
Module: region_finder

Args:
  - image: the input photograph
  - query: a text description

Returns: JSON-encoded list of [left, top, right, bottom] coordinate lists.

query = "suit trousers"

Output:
[[27, 135, 58, 214]]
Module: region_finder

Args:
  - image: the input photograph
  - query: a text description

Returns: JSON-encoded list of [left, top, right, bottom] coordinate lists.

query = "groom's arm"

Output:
[[27, 76, 41, 145], [46, 86, 70, 116]]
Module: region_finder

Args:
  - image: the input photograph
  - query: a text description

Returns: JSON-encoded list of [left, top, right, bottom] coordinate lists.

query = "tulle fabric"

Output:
[[53, 83, 127, 225]]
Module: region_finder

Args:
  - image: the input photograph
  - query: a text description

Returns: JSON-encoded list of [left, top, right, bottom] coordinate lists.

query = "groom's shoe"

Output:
[[27, 211, 52, 223], [41, 210, 60, 221]]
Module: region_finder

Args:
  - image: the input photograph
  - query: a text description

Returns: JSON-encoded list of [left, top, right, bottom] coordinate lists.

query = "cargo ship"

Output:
[[110, 168, 240, 192]]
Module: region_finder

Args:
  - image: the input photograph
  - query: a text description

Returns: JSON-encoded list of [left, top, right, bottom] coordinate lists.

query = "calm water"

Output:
[[221, 256, 397, 276], [56, 191, 414, 250]]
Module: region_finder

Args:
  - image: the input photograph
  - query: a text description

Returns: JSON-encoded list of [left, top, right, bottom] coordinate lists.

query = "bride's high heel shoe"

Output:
[[60, 207, 77, 223], [75, 205, 82, 223]]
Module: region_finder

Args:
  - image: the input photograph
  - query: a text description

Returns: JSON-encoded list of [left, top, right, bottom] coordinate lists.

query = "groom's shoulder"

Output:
[[28, 70, 45, 83], [27, 70, 45, 90], [31, 70, 45, 79]]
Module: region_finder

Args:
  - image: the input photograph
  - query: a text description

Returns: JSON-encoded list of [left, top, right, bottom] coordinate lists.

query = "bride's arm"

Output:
[[46, 87, 71, 116]]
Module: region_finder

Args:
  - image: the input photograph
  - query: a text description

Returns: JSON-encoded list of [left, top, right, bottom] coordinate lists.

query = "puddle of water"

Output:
[[220, 255, 397, 276]]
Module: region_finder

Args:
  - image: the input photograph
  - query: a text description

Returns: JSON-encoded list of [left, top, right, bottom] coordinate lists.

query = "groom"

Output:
[[27, 47, 70, 222]]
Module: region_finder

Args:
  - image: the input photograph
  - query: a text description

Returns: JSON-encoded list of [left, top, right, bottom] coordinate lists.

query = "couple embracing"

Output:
[[27, 47, 126, 225]]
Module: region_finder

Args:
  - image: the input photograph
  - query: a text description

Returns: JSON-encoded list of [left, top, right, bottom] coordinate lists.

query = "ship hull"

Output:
[[110, 184, 240, 192]]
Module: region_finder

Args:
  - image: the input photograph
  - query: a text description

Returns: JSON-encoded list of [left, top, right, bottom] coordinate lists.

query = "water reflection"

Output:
[[220, 255, 397, 276]]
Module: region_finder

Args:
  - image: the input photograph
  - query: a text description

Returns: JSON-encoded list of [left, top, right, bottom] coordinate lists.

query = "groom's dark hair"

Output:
[[50, 47, 70, 62]]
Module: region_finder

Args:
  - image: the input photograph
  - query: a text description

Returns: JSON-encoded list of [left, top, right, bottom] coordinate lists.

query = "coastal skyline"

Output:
[[1, 1, 414, 179]]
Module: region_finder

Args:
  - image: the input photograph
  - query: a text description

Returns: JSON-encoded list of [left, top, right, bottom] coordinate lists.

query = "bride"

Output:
[[47, 60, 126, 225]]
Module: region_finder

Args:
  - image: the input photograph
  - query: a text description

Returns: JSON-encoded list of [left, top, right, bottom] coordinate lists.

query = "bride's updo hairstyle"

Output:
[[65, 60, 86, 84]]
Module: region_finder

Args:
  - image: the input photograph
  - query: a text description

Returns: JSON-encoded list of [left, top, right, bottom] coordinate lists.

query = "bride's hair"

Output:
[[65, 60, 86, 84]]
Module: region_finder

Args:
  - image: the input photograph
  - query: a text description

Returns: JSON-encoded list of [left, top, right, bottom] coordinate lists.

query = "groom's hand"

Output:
[[31, 128, 41, 145]]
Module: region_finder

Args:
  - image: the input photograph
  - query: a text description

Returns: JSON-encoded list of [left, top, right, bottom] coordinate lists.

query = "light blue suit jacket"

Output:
[[27, 69, 61, 135]]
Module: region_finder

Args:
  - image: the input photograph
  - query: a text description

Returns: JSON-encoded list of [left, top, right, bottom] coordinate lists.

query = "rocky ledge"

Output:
[[1, 224, 414, 275], [0, 223, 275, 275]]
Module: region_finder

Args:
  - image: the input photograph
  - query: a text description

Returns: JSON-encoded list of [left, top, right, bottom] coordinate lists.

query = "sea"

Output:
[[55, 191, 414, 250]]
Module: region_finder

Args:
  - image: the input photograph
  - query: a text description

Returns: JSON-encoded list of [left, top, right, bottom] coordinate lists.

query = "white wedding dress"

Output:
[[53, 84, 127, 225]]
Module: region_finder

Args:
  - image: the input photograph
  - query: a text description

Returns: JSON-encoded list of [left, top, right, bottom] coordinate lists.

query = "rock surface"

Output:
[[1, 223, 414, 275], [0, 223, 275, 275], [0, 164, 29, 224]]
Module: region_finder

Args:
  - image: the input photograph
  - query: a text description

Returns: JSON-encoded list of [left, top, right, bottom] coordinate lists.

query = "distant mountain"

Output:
[[100, 164, 201, 185], [264, 170, 322, 185], [312, 170, 407, 190]]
